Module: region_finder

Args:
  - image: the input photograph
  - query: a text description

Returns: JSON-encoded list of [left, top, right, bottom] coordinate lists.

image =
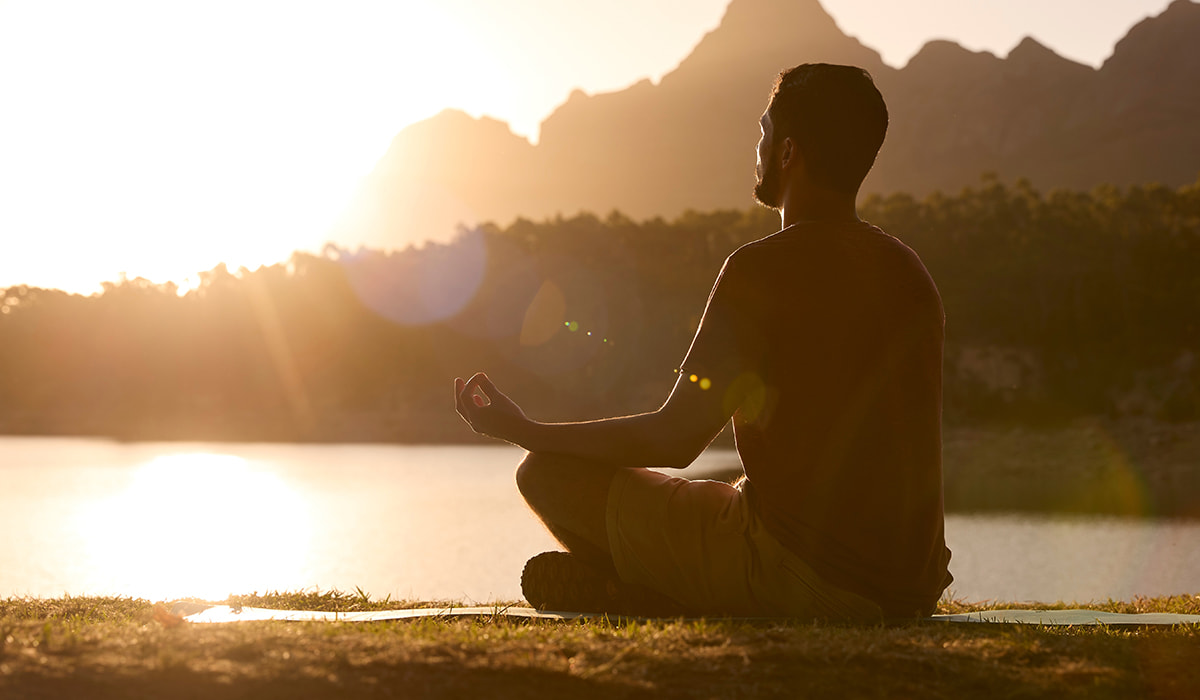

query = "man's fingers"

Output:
[[454, 377, 463, 407], [459, 372, 495, 419], [454, 376, 483, 422], [462, 373, 490, 404], [453, 370, 525, 440], [473, 373, 508, 405]]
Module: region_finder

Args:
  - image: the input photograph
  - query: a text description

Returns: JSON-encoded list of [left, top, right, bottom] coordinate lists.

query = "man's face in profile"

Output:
[[753, 110, 783, 209]]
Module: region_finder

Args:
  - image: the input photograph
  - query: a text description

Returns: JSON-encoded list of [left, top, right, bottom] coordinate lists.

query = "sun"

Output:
[[0, 1, 487, 294]]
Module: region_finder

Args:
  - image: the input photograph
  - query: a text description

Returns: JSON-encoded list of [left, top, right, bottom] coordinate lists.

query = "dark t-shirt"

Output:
[[681, 220, 953, 617]]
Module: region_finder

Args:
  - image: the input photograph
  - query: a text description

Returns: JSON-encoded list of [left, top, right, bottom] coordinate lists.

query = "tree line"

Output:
[[2, 176, 1197, 442]]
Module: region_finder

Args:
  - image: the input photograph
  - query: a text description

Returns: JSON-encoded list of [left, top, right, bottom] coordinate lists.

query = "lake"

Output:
[[3, 437, 1198, 605]]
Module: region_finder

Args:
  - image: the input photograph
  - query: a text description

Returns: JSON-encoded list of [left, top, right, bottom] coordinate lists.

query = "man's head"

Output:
[[754, 64, 888, 209]]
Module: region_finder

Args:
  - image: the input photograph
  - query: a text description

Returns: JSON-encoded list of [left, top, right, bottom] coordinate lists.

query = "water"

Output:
[[2, 437, 1198, 604]]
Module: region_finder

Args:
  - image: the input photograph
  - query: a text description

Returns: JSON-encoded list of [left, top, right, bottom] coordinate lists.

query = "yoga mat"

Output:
[[931, 609, 1200, 626], [174, 604, 585, 623], [174, 603, 1200, 627]]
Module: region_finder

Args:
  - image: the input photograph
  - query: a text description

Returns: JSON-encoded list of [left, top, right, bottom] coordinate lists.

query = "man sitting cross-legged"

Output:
[[454, 63, 953, 621]]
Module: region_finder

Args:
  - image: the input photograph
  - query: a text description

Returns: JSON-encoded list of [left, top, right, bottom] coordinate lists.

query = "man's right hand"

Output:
[[454, 372, 533, 445]]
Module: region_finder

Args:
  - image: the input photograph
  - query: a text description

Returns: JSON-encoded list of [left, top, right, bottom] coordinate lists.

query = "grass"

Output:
[[2, 591, 1198, 698]]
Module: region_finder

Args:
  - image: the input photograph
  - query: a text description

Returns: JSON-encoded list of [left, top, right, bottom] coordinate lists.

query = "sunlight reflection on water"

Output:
[[3, 438, 1199, 604], [74, 452, 312, 601], [943, 513, 1200, 604]]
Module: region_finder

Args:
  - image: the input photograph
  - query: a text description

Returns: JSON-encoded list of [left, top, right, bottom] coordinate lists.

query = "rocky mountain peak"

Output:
[[340, 0, 1200, 250], [1104, 0, 1200, 74]]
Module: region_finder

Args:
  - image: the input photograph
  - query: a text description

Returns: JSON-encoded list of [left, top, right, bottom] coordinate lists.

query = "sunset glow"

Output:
[[0, 0, 1173, 293], [0, 1, 488, 293]]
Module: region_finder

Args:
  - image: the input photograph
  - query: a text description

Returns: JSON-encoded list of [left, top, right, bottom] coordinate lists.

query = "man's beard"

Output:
[[753, 157, 783, 210]]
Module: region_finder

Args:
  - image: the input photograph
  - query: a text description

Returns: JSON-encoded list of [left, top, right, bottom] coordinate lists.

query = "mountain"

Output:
[[336, 110, 541, 250], [877, 0, 1200, 194], [533, 0, 890, 219], [334, 0, 1200, 248]]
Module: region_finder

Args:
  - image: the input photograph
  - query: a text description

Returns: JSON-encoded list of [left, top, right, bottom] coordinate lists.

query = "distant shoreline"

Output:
[[3, 416, 1198, 518]]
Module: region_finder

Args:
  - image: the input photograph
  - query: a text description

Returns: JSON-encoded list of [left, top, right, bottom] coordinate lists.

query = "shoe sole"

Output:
[[520, 551, 614, 613]]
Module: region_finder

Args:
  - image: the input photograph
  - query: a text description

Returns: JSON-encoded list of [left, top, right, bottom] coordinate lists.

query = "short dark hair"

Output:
[[765, 64, 888, 193]]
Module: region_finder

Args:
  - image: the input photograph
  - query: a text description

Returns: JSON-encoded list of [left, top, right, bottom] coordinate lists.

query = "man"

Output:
[[455, 63, 952, 621]]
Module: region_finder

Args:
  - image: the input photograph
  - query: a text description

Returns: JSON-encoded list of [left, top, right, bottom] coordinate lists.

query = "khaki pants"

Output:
[[606, 468, 883, 621]]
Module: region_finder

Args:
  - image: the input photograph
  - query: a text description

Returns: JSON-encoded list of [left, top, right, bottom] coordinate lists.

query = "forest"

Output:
[[2, 176, 1198, 443]]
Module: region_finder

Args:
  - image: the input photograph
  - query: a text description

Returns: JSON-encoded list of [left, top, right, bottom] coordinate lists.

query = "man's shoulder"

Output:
[[720, 238, 780, 286], [727, 220, 890, 265], [725, 226, 805, 263], [726, 221, 938, 296]]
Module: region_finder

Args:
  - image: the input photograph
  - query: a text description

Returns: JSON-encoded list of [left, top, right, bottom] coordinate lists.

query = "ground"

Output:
[[2, 592, 1198, 699]]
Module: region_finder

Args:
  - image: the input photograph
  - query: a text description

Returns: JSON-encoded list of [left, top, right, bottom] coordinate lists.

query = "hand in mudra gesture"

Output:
[[454, 373, 531, 444]]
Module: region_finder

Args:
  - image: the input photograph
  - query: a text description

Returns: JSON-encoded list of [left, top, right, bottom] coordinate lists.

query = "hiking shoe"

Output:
[[521, 551, 614, 613], [520, 551, 688, 617]]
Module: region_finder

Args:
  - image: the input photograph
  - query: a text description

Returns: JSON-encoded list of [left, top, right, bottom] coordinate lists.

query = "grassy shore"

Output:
[[670, 418, 1200, 518], [2, 591, 1198, 699], [941, 418, 1200, 517]]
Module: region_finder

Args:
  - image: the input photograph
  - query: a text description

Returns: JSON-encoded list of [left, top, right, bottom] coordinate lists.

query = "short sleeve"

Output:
[[679, 252, 768, 395]]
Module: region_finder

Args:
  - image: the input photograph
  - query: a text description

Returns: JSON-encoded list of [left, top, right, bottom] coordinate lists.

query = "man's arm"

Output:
[[454, 371, 732, 469], [455, 250, 760, 468]]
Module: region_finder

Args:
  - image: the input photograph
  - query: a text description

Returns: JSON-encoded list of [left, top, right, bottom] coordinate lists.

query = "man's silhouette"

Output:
[[455, 63, 952, 620]]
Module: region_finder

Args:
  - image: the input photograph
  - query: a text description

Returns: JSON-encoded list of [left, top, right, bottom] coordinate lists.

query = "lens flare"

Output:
[[726, 372, 767, 420], [519, 280, 566, 347], [340, 227, 487, 325]]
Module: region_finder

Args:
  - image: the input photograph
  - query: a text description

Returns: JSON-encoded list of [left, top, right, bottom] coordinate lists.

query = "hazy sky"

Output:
[[0, 0, 1175, 293]]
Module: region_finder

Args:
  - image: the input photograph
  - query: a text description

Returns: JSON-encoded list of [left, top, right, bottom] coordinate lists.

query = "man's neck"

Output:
[[779, 187, 860, 229]]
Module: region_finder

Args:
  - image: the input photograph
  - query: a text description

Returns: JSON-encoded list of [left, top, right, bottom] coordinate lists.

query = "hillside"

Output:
[[335, 0, 1200, 248]]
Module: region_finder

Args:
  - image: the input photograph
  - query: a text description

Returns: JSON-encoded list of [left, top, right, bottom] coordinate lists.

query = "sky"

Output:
[[0, 0, 1176, 294]]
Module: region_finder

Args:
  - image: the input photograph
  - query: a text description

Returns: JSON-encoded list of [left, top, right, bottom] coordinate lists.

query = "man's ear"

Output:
[[779, 137, 796, 170]]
